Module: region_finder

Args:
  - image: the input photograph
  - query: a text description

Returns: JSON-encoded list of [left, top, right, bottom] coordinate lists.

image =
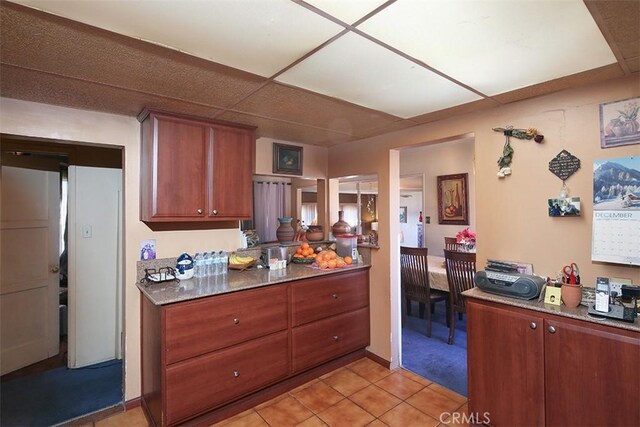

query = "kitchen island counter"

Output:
[[137, 260, 370, 306]]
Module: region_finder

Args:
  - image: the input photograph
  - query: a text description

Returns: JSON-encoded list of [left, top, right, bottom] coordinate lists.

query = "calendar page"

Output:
[[592, 157, 640, 266], [592, 211, 640, 265]]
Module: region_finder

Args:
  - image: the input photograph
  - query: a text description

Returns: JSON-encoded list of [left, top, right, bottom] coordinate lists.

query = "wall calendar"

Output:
[[592, 157, 640, 266]]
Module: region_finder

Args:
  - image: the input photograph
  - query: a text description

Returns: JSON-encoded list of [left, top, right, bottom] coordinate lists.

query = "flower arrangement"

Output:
[[456, 228, 476, 244]]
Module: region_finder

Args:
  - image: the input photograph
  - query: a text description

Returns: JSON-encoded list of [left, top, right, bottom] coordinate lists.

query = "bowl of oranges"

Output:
[[291, 242, 317, 264]]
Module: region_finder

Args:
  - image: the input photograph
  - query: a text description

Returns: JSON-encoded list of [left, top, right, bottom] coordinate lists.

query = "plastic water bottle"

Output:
[[203, 252, 212, 277], [220, 251, 228, 275], [194, 252, 205, 278], [210, 251, 219, 275]]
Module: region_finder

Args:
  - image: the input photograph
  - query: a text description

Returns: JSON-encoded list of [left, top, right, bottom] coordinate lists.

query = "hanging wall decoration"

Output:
[[599, 97, 640, 148], [492, 126, 544, 178], [547, 149, 581, 217]]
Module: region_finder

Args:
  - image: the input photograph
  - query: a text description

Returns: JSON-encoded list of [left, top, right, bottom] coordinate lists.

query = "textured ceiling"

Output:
[[0, 1, 637, 147]]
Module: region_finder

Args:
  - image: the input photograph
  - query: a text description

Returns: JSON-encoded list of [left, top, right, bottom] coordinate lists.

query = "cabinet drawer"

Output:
[[291, 269, 369, 326], [165, 331, 289, 425], [292, 308, 369, 373], [164, 285, 288, 364]]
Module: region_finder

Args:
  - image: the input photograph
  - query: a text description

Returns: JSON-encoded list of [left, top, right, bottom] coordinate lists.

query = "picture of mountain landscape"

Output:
[[593, 157, 640, 210]]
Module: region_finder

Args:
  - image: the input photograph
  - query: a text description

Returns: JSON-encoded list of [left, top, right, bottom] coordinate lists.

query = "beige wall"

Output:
[[329, 74, 640, 364]]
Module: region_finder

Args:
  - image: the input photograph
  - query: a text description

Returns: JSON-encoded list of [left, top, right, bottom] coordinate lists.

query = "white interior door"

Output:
[[1, 166, 60, 375], [68, 166, 122, 368]]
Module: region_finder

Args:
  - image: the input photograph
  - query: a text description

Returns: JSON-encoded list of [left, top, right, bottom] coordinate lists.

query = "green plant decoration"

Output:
[[492, 126, 544, 178]]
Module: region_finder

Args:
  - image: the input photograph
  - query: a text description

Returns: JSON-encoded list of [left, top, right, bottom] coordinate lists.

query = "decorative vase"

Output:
[[332, 211, 351, 237], [305, 225, 324, 242], [276, 217, 295, 243], [561, 284, 582, 308]]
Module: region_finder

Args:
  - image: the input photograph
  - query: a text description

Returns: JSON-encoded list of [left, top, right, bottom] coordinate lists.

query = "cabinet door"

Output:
[[291, 269, 369, 326], [209, 125, 253, 219], [292, 307, 369, 373], [164, 284, 288, 364], [467, 300, 545, 426], [145, 113, 210, 220], [165, 331, 289, 425], [544, 317, 640, 426]]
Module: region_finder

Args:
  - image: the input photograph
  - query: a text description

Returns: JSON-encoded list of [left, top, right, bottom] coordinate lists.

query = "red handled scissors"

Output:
[[563, 263, 580, 285]]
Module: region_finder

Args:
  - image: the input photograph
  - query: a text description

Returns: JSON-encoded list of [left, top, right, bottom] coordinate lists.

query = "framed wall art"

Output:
[[273, 143, 303, 175], [599, 97, 640, 148], [437, 173, 469, 225], [399, 206, 407, 223]]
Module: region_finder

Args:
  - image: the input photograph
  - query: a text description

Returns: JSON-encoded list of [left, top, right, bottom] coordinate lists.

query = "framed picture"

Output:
[[273, 143, 303, 175], [599, 97, 640, 148], [437, 173, 469, 225], [399, 206, 407, 223], [548, 197, 581, 217]]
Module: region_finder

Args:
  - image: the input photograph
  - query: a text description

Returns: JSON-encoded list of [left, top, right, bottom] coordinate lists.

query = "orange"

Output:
[[344, 256, 353, 265], [328, 251, 337, 260], [336, 259, 345, 268], [305, 248, 314, 256], [301, 242, 310, 249], [294, 253, 303, 258], [328, 259, 337, 269], [319, 261, 329, 269], [296, 247, 303, 255], [307, 254, 316, 259]]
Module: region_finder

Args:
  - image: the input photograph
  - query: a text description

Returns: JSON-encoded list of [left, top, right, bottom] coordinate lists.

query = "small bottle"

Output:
[[418, 211, 423, 223], [220, 251, 228, 274], [194, 252, 204, 278], [203, 252, 212, 277]]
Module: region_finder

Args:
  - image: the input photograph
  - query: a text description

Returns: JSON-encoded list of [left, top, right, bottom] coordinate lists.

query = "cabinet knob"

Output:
[[50, 266, 60, 273], [211, 209, 218, 215], [197, 209, 203, 215], [548, 326, 556, 334], [233, 370, 240, 378], [529, 322, 537, 330], [332, 294, 338, 299], [333, 335, 339, 341], [233, 318, 240, 325]]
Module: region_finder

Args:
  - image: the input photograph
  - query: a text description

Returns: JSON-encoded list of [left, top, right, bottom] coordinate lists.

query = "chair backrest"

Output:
[[444, 237, 465, 252], [443, 249, 476, 312], [400, 246, 432, 302]]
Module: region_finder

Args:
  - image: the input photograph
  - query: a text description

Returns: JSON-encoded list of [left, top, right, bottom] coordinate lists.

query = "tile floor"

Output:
[[87, 358, 468, 427]]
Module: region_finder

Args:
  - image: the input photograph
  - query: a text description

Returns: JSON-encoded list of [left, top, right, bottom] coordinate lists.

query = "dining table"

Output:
[[427, 255, 449, 292]]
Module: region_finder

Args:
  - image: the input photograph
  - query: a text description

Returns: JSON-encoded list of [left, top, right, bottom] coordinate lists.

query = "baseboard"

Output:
[[125, 397, 142, 410], [366, 350, 391, 369]]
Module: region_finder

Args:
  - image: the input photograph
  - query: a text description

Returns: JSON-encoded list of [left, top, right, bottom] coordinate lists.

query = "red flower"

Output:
[[456, 228, 476, 243]]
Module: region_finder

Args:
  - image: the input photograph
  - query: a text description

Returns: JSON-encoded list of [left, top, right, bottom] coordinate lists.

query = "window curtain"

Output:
[[253, 181, 291, 242], [301, 203, 317, 226], [340, 204, 359, 227]]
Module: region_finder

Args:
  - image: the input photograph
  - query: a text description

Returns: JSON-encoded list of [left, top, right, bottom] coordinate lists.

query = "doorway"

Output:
[[0, 136, 125, 425], [397, 136, 476, 397]]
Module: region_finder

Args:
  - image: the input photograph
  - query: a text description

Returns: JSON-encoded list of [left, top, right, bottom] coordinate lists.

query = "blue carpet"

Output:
[[402, 301, 468, 396], [1, 359, 122, 427]]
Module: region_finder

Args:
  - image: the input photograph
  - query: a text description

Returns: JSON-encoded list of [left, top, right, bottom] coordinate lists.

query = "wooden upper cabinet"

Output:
[[139, 109, 255, 224]]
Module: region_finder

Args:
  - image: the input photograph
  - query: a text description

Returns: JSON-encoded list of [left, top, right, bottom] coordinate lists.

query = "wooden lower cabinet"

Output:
[[292, 307, 370, 373], [165, 332, 289, 425], [467, 298, 640, 427], [141, 268, 370, 426]]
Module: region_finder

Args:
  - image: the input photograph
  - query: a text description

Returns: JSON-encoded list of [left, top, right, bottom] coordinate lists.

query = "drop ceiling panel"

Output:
[[217, 111, 351, 147], [233, 82, 401, 135], [277, 32, 482, 118], [10, 0, 344, 77], [304, 0, 388, 24], [359, 0, 617, 96]]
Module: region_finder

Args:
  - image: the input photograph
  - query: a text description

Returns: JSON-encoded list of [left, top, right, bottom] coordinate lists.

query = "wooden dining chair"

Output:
[[444, 237, 465, 252], [443, 249, 477, 345], [400, 246, 450, 337]]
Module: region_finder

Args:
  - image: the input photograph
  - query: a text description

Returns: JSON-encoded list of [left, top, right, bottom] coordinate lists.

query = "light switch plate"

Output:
[[82, 224, 92, 238]]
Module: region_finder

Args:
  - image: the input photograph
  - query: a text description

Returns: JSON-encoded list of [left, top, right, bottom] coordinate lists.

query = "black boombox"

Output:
[[474, 270, 545, 300]]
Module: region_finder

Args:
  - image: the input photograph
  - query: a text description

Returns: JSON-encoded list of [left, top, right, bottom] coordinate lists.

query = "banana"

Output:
[[229, 252, 254, 265]]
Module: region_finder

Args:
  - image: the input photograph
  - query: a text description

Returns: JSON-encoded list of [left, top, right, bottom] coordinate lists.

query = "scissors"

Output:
[[563, 263, 580, 285]]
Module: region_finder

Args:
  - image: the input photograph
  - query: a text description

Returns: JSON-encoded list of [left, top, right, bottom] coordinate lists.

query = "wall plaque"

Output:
[[549, 149, 580, 181]]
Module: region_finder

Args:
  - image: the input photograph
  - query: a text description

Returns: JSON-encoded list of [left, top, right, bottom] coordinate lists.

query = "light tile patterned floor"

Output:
[[87, 358, 468, 427]]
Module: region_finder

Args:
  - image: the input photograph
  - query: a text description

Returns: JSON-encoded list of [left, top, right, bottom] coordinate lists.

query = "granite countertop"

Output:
[[137, 262, 371, 306], [463, 288, 640, 333]]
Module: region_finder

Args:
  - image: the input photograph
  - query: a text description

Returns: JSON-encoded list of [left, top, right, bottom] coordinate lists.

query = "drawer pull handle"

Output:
[[333, 335, 339, 341], [233, 318, 240, 325], [332, 294, 338, 299], [233, 370, 240, 378], [548, 326, 556, 334], [212, 209, 218, 215], [197, 209, 203, 215], [529, 322, 537, 330]]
